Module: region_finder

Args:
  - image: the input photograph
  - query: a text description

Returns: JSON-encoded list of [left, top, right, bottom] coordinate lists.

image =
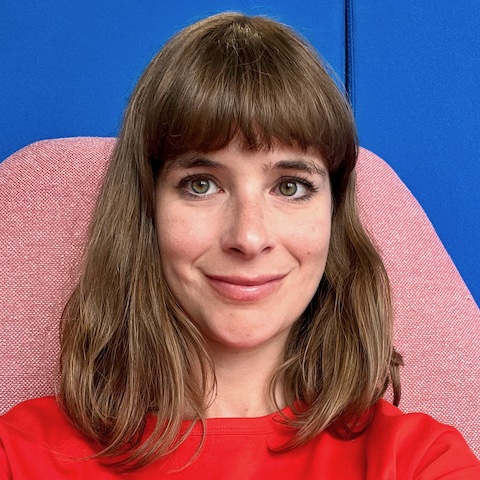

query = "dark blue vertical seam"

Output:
[[345, 0, 355, 112]]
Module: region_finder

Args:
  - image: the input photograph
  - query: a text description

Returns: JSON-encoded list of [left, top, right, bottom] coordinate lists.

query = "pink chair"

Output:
[[1, 138, 479, 457]]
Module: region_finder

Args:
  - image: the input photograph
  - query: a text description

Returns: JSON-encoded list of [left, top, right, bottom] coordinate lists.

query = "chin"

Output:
[[204, 322, 293, 353]]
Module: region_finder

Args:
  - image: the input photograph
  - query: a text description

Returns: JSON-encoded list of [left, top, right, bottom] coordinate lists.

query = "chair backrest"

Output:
[[0, 137, 113, 411], [1, 138, 479, 457]]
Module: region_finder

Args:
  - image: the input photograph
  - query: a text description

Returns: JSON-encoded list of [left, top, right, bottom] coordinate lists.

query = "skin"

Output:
[[156, 138, 332, 416]]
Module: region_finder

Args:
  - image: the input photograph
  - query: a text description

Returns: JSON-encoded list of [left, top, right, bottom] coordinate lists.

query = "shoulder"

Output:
[[371, 399, 469, 442], [1, 397, 69, 434], [0, 397, 101, 479], [364, 399, 480, 478], [2, 396, 62, 419], [0, 396, 88, 452]]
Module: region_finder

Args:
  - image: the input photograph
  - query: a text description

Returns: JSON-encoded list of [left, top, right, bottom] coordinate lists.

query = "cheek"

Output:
[[303, 234, 331, 265], [156, 206, 218, 268], [288, 211, 332, 260], [156, 213, 191, 262]]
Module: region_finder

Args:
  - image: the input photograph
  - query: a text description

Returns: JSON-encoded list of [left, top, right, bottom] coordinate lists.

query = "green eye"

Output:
[[191, 179, 210, 194], [279, 181, 298, 197]]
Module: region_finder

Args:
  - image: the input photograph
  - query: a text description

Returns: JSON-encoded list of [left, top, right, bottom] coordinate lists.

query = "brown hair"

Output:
[[59, 12, 401, 471]]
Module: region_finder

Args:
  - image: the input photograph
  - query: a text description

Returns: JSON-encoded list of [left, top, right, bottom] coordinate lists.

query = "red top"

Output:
[[0, 397, 479, 479]]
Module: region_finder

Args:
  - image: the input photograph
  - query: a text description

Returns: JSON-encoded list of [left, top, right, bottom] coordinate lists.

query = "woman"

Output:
[[0, 12, 479, 479]]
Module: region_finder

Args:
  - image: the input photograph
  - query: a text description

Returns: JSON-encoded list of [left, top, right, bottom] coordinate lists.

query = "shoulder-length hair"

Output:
[[60, 12, 401, 471]]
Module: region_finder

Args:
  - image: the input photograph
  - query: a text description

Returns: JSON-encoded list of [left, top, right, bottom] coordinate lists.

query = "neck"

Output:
[[205, 337, 287, 418]]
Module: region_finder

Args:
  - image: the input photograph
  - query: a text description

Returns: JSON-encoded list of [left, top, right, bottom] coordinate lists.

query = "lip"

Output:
[[205, 274, 286, 302]]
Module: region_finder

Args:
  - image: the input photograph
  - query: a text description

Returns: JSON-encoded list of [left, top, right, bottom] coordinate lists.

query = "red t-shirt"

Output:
[[0, 397, 479, 479]]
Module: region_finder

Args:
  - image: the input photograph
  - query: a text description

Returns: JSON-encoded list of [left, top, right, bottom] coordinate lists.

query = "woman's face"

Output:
[[155, 139, 331, 353]]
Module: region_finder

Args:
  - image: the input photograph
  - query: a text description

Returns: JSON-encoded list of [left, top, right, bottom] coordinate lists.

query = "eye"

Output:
[[177, 175, 222, 197], [191, 178, 212, 194], [275, 178, 313, 200], [279, 181, 301, 197]]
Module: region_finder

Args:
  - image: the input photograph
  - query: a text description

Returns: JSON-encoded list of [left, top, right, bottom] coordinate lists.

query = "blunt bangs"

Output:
[[134, 13, 357, 199]]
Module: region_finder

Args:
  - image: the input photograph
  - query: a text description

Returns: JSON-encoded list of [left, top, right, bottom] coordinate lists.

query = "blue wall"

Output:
[[349, 2, 479, 304], [0, 1, 344, 157], [1, 1, 478, 304]]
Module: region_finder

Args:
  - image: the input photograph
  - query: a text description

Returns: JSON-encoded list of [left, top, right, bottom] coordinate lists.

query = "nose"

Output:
[[220, 196, 275, 258]]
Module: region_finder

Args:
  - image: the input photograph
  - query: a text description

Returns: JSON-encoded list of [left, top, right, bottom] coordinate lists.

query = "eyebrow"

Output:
[[272, 159, 327, 177], [164, 154, 327, 176], [164, 155, 226, 172]]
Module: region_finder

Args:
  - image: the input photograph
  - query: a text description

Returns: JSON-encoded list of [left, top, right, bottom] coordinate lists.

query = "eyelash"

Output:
[[175, 174, 319, 201]]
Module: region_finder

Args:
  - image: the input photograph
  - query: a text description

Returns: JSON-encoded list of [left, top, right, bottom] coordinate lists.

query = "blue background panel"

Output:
[[350, 1, 479, 303], [0, 1, 345, 161]]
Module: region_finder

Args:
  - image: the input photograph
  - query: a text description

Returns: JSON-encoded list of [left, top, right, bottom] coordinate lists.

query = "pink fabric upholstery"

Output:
[[1, 138, 479, 457], [0, 138, 113, 412], [356, 149, 480, 458]]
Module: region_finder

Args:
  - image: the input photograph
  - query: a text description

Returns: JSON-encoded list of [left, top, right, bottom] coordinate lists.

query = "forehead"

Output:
[[163, 140, 328, 177]]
